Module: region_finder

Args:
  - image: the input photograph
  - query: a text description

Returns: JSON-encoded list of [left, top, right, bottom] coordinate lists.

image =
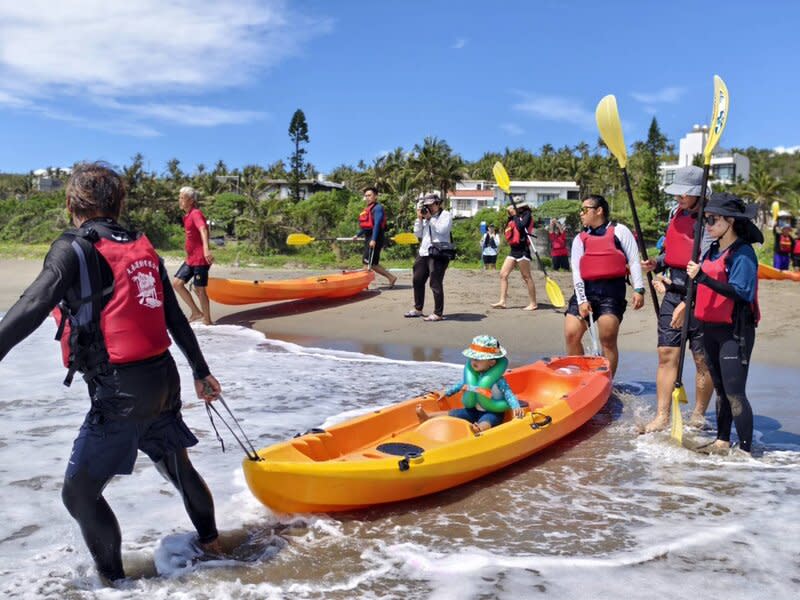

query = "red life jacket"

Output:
[[579, 225, 628, 280], [778, 234, 793, 254], [358, 202, 386, 231], [549, 231, 568, 257], [694, 244, 760, 325], [504, 215, 534, 245], [794, 238, 800, 255], [664, 211, 696, 269], [53, 227, 171, 385]]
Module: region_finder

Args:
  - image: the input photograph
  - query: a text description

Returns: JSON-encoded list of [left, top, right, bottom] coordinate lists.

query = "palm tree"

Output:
[[736, 166, 788, 225]]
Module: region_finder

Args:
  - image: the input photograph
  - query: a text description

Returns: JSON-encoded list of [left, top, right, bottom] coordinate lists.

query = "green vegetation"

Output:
[[2, 129, 799, 267]]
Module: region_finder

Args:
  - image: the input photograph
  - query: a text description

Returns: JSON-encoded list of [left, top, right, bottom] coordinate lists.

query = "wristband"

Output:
[[634, 288, 645, 294]]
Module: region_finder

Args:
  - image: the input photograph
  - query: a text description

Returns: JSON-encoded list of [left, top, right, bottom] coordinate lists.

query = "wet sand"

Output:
[[2, 257, 799, 368]]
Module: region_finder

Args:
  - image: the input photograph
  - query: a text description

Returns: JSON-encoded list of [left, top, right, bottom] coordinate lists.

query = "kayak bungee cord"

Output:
[[205, 396, 262, 461]]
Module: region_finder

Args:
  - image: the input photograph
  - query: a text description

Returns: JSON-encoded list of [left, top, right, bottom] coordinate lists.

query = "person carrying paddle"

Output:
[[355, 187, 397, 287], [173, 186, 214, 325], [564, 195, 644, 376], [0, 163, 222, 584], [686, 193, 762, 454], [491, 202, 538, 310], [416, 335, 524, 433], [641, 166, 713, 432]]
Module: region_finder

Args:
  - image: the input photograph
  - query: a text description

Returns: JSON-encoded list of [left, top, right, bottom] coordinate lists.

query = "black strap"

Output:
[[205, 396, 261, 461]]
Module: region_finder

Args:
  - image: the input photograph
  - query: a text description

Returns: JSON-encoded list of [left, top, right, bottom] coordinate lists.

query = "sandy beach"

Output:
[[2, 257, 798, 368]]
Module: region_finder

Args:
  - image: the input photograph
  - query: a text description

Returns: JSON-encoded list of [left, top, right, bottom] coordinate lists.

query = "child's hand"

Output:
[[513, 408, 525, 419]]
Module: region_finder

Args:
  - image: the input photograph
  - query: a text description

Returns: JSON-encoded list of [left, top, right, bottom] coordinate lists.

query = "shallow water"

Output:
[[0, 319, 798, 599]]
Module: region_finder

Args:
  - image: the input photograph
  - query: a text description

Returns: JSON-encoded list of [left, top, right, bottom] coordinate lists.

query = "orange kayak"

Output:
[[757, 263, 800, 282], [206, 271, 375, 305], [243, 355, 612, 513]]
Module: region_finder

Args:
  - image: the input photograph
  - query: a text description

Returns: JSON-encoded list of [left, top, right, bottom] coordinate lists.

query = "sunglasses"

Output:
[[704, 215, 725, 226], [580, 205, 599, 214]]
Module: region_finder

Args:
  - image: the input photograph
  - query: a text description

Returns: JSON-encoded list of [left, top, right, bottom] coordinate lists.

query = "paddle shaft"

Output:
[[621, 168, 660, 315], [673, 164, 711, 389]]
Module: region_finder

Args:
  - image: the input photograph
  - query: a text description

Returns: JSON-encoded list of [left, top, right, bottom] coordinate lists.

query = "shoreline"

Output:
[[4, 257, 798, 369]]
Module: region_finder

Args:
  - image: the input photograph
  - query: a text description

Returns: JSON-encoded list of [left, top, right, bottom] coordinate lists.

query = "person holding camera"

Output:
[[405, 194, 453, 322]]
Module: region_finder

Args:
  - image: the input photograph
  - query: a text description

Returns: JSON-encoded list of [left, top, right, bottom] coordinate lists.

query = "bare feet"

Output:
[[522, 303, 538, 311], [470, 421, 490, 434], [199, 537, 223, 556], [387, 276, 397, 289], [639, 415, 669, 434], [416, 403, 430, 423], [688, 413, 707, 429], [189, 312, 204, 322], [491, 301, 506, 309], [202, 318, 214, 326]]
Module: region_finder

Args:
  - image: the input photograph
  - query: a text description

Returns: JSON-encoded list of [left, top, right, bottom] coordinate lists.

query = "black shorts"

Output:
[[793, 255, 800, 268], [566, 294, 627, 323], [507, 245, 532, 261], [362, 236, 384, 266], [658, 290, 704, 353], [175, 262, 210, 287], [552, 255, 570, 271], [482, 254, 498, 265]]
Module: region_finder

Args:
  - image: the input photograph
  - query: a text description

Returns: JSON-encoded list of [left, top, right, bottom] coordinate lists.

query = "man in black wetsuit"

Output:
[[0, 162, 222, 583]]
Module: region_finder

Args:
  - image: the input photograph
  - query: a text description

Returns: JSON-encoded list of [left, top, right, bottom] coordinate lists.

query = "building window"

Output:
[[712, 164, 735, 181], [476, 199, 489, 210], [454, 199, 471, 212], [567, 190, 580, 200], [538, 193, 559, 203], [663, 171, 675, 185]]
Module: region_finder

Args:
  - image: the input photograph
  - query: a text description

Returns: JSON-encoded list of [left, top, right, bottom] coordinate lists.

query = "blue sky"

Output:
[[0, 0, 798, 175]]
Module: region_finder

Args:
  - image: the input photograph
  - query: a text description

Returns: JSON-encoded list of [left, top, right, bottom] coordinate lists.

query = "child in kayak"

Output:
[[416, 335, 525, 433]]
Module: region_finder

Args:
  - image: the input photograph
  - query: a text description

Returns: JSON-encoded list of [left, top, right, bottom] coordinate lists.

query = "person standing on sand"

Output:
[[548, 219, 570, 271], [405, 193, 452, 321], [687, 193, 762, 454], [356, 187, 397, 287], [0, 163, 222, 584], [641, 166, 713, 432], [564, 195, 644, 377], [491, 202, 538, 310], [173, 186, 214, 325], [480, 224, 500, 270]]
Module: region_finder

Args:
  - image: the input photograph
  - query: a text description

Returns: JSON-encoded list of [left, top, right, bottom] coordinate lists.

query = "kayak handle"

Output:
[[530, 412, 553, 430]]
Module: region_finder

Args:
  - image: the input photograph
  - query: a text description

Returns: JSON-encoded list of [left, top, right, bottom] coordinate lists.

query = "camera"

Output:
[[420, 205, 430, 215]]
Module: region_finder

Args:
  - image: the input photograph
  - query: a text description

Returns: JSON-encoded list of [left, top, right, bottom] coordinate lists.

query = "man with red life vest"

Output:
[[548, 218, 570, 271], [773, 223, 794, 271], [564, 195, 644, 376], [793, 228, 800, 272], [0, 163, 222, 583], [686, 193, 762, 454], [491, 202, 538, 310], [173, 186, 213, 325], [355, 187, 397, 287], [641, 166, 714, 433]]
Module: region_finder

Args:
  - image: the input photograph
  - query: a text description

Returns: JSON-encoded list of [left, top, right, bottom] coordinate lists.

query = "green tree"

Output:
[[735, 164, 788, 223], [288, 109, 310, 202], [632, 117, 670, 220]]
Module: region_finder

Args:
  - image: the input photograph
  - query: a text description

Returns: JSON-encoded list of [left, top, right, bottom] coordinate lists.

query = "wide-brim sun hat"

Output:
[[422, 193, 441, 205], [704, 192, 764, 244], [664, 166, 710, 197], [462, 335, 507, 360]]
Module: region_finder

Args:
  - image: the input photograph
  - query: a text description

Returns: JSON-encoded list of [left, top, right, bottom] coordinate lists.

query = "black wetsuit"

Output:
[[0, 218, 217, 581]]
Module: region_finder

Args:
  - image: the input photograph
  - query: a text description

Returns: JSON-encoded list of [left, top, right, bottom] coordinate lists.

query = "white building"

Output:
[[660, 125, 750, 186], [32, 167, 72, 192], [448, 179, 580, 218], [258, 176, 346, 201]]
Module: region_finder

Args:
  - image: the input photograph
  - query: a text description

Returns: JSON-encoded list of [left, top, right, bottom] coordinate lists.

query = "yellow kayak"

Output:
[[243, 355, 612, 513]]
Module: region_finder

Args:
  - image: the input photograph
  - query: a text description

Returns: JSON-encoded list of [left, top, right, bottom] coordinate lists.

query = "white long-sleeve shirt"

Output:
[[570, 222, 644, 305], [414, 210, 453, 257]]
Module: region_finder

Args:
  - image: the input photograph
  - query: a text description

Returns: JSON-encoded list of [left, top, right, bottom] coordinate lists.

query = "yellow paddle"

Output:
[[595, 94, 660, 315], [492, 162, 566, 308], [287, 232, 419, 246], [670, 75, 729, 444]]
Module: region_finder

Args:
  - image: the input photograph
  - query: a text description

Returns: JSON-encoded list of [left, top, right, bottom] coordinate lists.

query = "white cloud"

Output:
[[631, 86, 686, 104], [512, 94, 595, 129], [774, 145, 800, 154], [452, 38, 467, 49], [0, 0, 330, 132], [500, 123, 524, 136], [97, 99, 267, 127]]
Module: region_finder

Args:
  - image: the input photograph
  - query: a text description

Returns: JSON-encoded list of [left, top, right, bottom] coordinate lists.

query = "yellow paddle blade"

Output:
[[286, 233, 315, 246], [771, 200, 780, 223], [595, 95, 628, 169], [545, 277, 566, 308], [703, 75, 729, 165], [391, 232, 419, 245], [670, 386, 686, 443], [492, 161, 511, 194]]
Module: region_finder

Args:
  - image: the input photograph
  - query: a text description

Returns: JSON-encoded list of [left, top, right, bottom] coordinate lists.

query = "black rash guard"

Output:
[[0, 218, 210, 380]]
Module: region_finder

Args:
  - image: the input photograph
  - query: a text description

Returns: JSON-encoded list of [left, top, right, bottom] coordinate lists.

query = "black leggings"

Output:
[[412, 255, 449, 317], [61, 448, 217, 581], [702, 323, 755, 452]]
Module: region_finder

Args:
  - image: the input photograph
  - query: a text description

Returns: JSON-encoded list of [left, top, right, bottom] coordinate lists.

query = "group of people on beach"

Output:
[[0, 160, 764, 584]]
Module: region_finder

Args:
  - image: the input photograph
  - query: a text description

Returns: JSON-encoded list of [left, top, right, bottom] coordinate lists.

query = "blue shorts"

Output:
[[175, 262, 210, 287], [66, 409, 198, 481], [449, 407, 505, 428]]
